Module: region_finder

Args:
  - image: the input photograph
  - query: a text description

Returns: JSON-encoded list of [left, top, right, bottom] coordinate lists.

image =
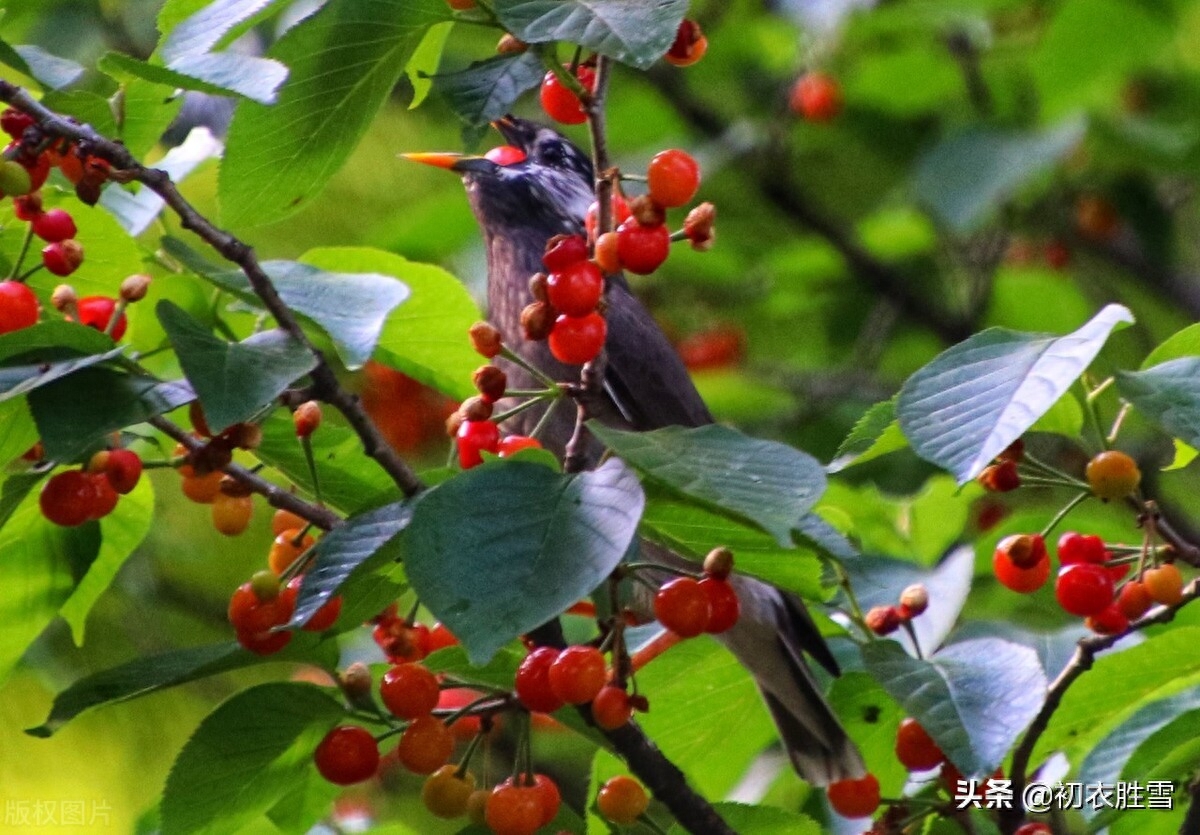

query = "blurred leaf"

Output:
[[591, 423, 826, 547], [1117, 358, 1200, 450], [0, 397, 38, 466], [102, 128, 222, 236], [1029, 391, 1083, 437], [288, 501, 414, 629], [495, 0, 687, 70], [219, 0, 451, 227], [863, 638, 1046, 776], [1143, 323, 1200, 369], [912, 120, 1085, 232], [12, 44, 83, 90], [28, 369, 193, 461], [431, 52, 545, 128], [160, 682, 344, 835], [1165, 439, 1197, 472], [58, 476, 155, 644], [670, 803, 820, 834], [407, 21, 452, 109], [947, 622, 1088, 683], [897, 304, 1133, 483], [158, 300, 316, 432], [404, 459, 643, 663]]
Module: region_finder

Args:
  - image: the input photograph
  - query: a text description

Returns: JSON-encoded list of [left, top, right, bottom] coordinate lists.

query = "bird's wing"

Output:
[[602, 277, 713, 430]]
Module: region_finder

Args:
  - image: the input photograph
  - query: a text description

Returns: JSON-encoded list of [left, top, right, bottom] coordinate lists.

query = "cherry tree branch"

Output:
[[0, 79, 425, 501]]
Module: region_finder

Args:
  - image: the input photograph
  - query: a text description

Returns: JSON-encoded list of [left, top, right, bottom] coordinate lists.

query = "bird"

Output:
[[406, 115, 865, 786]]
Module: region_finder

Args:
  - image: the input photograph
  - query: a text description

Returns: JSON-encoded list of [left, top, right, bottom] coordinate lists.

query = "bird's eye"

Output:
[[535, 140, 567, 166]]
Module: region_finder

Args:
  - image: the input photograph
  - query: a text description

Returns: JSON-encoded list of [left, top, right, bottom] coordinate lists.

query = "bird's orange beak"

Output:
[[400, 151, 467, 170]]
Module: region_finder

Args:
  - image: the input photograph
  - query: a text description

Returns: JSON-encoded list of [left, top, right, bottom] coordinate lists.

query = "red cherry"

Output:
[[485, 145, 526, 166], [1085, 604, 1129, 635], [486, 782, 543, 835], [790, 72, 842, 122], [546, 261, 603, 316], [314, 725, 379, 785], [87, 472, 119, 519], [538, 65, 596, 125], [426, 622, 458, 652], [13, 194, 42, 221], [1116, 579, 1153, 620], [1014, 824, 1052, 835], [438, 687, 484, 740], [396, 714, 454, 774], [456, 419, 500, 468], [895, 717, 945, 771], [548, 312, 606, 365], [616, 219, 670, 274], [993, 545, 1050, 593], [585, 192, 631, 240], [76, 296, 127, 340], [515, 646, 564, 713], [1, 109, 33, 138], [235, 628, 292, 655], [597, 775, 649, 826], [699, 576, 740, 633], [653, 577, 711, 638], [380, 662, 441, 719], [647, 149, 701, 208], [1056, 532, 1107, 566], [665, 19, 708, 67], [542, 234, 589, 272], [104, 448, 143, 494], [39, 469, 96, 526], [548, 645, 607, 704], [41, 240, 83, 277], [31, 208, 76, 243], [826, 772, 880, 818], [497, 435, 542, 457], [0, 280, 39, 333], [227, 578, 296, 634], [591, 684, 633, 729], [1055, 563, 1115, 617]]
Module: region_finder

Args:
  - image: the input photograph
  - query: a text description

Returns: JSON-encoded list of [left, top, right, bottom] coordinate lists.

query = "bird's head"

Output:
[[404, 116, 595, 241]]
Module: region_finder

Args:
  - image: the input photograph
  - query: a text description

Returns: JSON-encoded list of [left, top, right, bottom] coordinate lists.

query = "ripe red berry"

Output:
[[515, 646, 565, 713], [438, 687, 484, 740], [18, 151, 50, 191], [456, 419, 500, 468], [41, 240, 84, 277], [0, 108, 33, 138], [597, 775, 649, 826], [591, 684, 633, 730], [585, 192, 632, 240], [1085, 450, 1141, 500], [103, 448, 143, 494], [616, 219, 670, 274], [826, 772, 881, 818], [647, 149, 701, 208], [1116, 579, 1153, 620], [314, 725, 379, 785], [381, 662, 441, 719], [546, 260, 603, 316], [653, 577, 711, 638], [87, 472, 119, 520], [865, 605, 902, 635], [1143, 563, 1184, 606], [0, 280, 39, 333], [699, 576, 740, 633], [665, 19, 708, 67], [486, 782, 543, 835], [228, 574, 295, 634], [13, 193, 42, 221], [1014, 824, 1052, 835], [977, 460, 1020, 492], [548, 645, 607, 705], [527, 773, 561, 826], [548, 312, 607, 365], [1057, 531, 1107, 566], [790, 72, 842, 122], [1055, 563, 1114, 617], [31, 208, 76, 243], [497, 435, 542, 457], [236, 628, 292, 655], [287, 576, 342, 632], [396, 714, 454, 774], [374, 618, 431, 663], [39, 470, 96, 526], [76, 296, 127, 340], [895, 718, 945, 771], [993, 545, 1050, 593], [539, 64, 596, 125], [543, 233, 589, 272], [484, 145, 526, 166], [1085, 604, 1129, 635]]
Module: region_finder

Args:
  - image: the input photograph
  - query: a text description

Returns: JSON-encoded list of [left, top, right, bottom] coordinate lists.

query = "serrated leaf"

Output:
[[422, 644, 525, 691], [98, 52, 248, 100], [27, 638, 332, 737], [431, 52, 545, 128], [28, 369, 194, 461], [863, 638, 1047, 776], [913, 119, 1085, 232], [898, 304, 1133, 483], [494, 0, 688, 70], [219, 0, 451, 227], [288, 501, 414, 629], [161, 682, 344, 835], [404, 459, 643, 664], [58, 476, 155, 644], [173, 252, 413, 372], [829, 396, 907, 472], [160, 0, 282, 63], [1142, 322, 1200, 369], [12, 44, 84, 90], [591, 423, 826, 547], [158, 300, 316, 432], [1117, 358, 1200, 450]]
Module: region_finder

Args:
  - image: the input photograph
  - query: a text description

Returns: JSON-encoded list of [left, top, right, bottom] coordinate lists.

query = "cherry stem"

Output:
[[621, 560, 701, 579], [491, 393, 555, 425], [1020, 452, 1086, 486], [16, 263, 43, 282], [8, 223, 34, 281], [527, 389, 565, 441], [104, 299, 128, 338], [900, 618, 924, 660], [1038, 491, 1089, 539], [298, 433, 324, 509], [499, 345, 559, 389]]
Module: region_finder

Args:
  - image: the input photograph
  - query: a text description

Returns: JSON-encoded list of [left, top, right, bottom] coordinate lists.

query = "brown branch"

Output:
[[150, 416, 342, 530], [1001, 576, 1200, 833], [0, 79, 425, 500]]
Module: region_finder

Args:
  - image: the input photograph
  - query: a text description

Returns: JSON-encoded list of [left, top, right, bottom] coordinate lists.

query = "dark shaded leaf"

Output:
[[1117, 358, 1200, 449], [431, 52, 545, 128]]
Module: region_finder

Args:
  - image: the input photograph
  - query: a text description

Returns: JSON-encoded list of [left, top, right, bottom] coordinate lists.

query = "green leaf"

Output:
[[829, 397, 908, 472], [1142, 322, 1200, 369], [98, 52, 250, 100], [27, 638, 333, 737], [494, 0, 688, 70], [1029, 391, 1084, 437], [912, 119, 1085, 232], [177, 253, 413, 372], [423, 644, 525, 690], [11, 44, 84, 90], [160, 682, 345, 835], [1166, 439, 1198, 472], [28, 368, 194, 461], [404, 459, 643, 663], [863, 638, 1047, 776], [158, 300, 316, 432], [897, 304, 1134, 483], [113, 77, 186, 158], [0, 348, 122, 403], [288, 501, 414, 629], [828, 672, 908, 799], [591, 423, 826, 547], [219, 0, 451, 228], [0, 321, 116, 361], [431, 52, 546, 128], [1117, 358, 1200, 449], [407, 21, 452, 109], [58, 475, 154, 644], [0, 397, 38, 466], [670, 803, 820, 834]]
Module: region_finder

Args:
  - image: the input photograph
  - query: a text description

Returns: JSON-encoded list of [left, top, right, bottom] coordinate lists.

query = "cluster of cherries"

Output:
[[38, 448, 143, 526], [864, 582, 929, 637], [450, 327, 543, 469]]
